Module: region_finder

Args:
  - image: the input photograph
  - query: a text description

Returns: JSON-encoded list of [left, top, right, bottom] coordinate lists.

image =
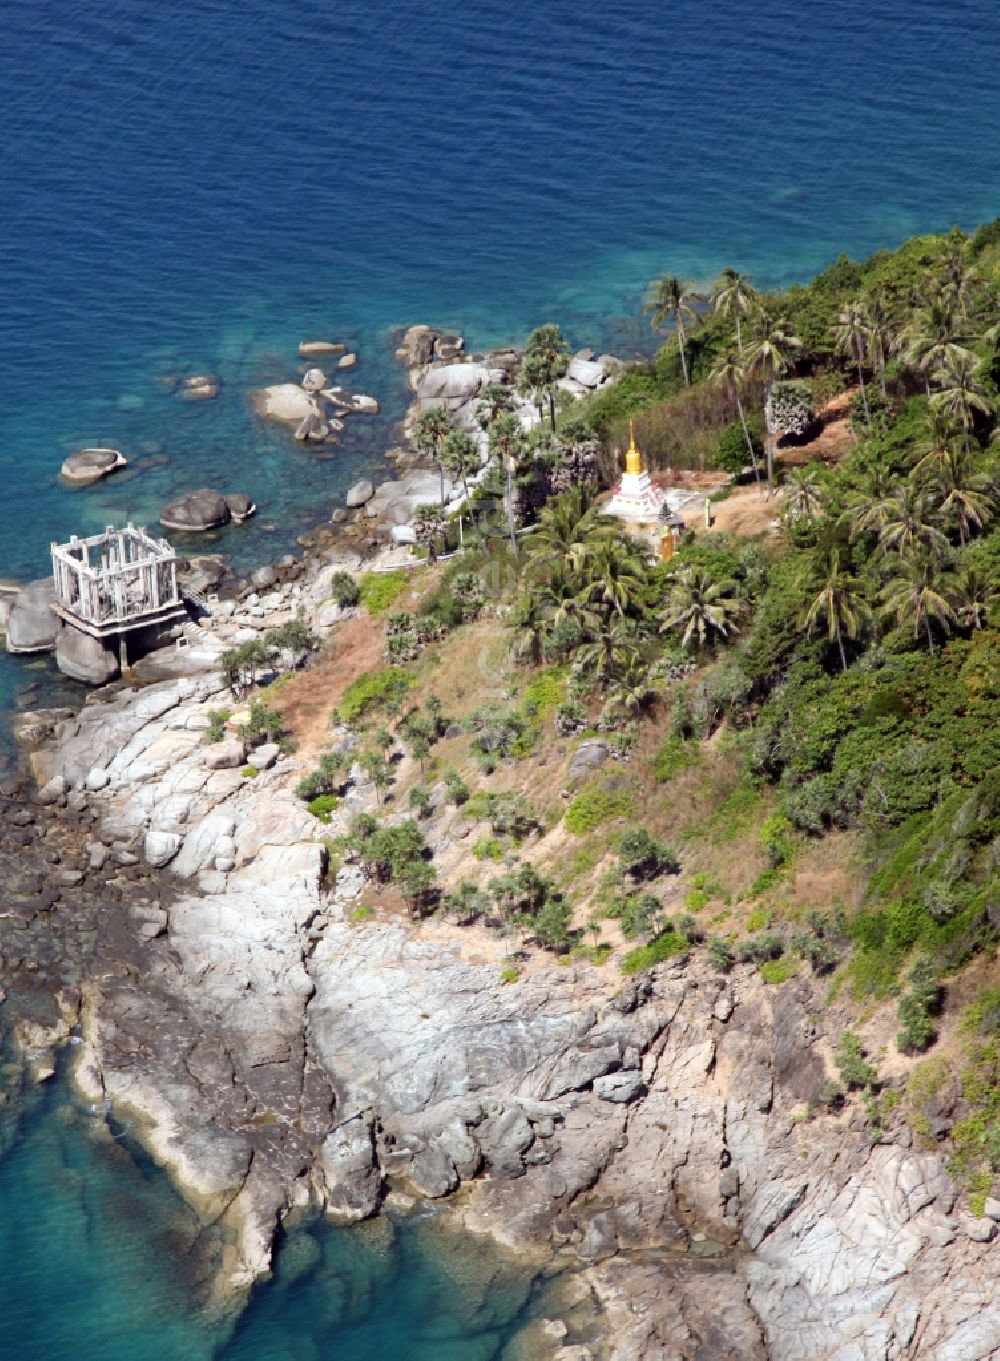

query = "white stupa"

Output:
[[604, 420, 667, 523]]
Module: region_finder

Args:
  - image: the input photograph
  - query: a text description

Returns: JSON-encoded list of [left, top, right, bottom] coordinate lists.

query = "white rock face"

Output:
[[255, 384, 317, 422], [144, 830, 182, 868], [31, 657, 1000, 1357], [415, 364, 505, 406], [204, 739, 245, 770]]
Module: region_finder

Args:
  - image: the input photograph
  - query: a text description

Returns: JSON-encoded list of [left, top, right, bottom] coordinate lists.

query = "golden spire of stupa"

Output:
[[625, 420, 643, 476]]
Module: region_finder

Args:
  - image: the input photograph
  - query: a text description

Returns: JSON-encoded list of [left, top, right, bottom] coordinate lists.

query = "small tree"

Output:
[[264, 617, 318, 672], [359, 750, 392, 804], [413, 502, 448, 563], [330, 571, 360, 607]]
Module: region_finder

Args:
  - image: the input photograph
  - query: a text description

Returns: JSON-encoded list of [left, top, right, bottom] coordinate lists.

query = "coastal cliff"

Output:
[[6, 552, 998, 1361]]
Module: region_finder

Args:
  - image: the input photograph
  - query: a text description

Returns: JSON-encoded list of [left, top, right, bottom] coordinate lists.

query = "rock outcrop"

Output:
[[6, 578, 57, 653], [53, 621, 119, 685], [60, 447, 128, 485], [15, 655, 1000, 1358], [161, 490, 235, 532]]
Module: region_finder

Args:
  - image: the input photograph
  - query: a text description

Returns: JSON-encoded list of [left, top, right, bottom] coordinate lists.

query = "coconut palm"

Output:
[[844, 460, 899, 541], [508, 592, 547, 665], [411, 406, 454, 506], [956, 568, 1000, 631], [576, 536, 650, 618], [709, 350, 762, 492], [930, 351, 995, 455], [901, 293, 974, 396], [659, 567, 742, 649], [518, 324, 571, 431], [574, 617, 636, 687], [935, 234, 980, 316], [833, 300, 873, 428], [743, 310, 803, 497], [877, 484, 949, 558], [606, 651, 659, 716], [799, 548, 874, 672], [931, 450, 996, 546], [711, 268, 757, 356], [645, 275, 703, 385], [911, 408, 960, 482], [782, 467, 825, 524], [865, 287, 897, 397], [526, 485, 612, 574], [880, 552, 959, 654]]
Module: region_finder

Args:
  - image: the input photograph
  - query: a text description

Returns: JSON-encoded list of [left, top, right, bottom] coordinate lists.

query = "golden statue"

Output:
[[624, 420, 643, 477]]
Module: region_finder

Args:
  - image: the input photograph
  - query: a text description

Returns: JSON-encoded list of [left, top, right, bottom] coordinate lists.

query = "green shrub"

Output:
[[760, 955, 799, 985], [521, 665, 568, 717], [241, 765, 259, 779], [444, 770, 470, 805], [358, 570, 409, 616], [473, 836, 504, 862], [652, 735, 699, 782], [713, 415, 763, 475], [500, 965, 519, 985], [707, 936, 734, 972], [330, 570, 361, 608], [337, 666, 412, 724], [737, 930, 784, 963], [621, 930, 690, 975], [205, 709, 231, 743], [565, 783, 632, 835], [835, 1032, 878, 1091], [306, 794, 340, 824]]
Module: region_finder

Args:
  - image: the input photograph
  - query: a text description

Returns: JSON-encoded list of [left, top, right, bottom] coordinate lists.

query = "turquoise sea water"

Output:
[[2, 0, 1000, 1351], [0, 1057, 546, 1361]]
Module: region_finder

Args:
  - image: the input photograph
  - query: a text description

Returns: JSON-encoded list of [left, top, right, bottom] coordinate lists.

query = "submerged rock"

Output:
[[299, 340, 346, 357]]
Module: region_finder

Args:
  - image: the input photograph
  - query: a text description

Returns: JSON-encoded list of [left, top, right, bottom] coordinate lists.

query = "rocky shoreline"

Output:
[[2, 332, 1000, 1359], [2, 546, 999, 1360]]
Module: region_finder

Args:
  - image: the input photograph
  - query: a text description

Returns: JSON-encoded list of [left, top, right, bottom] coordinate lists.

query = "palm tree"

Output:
[[645, 275, 703, 384], [574, 617, 636, 687], [956, 567, 1000, 631], [659, 567, 742, 649], [911, 408, 960, 482], [901, 293, 973, 396], [930, 351, 995, 455], [526, 485, 612, 574], [880, 552, 958, 654], [411, 406, 454, 506], [935, 234, 980, 317], [865, 287, 896, 397], [833, 300, 873, 429], [799, 548, 874, 672], [844, 460, 899, 541], [475, 382, 517, 429], [710, 350, 762, 493], [518, 324, 571, 431], [931, 449, 996, 546], [877, 484, 949, 558], [711, 268, 757, 356], [508, 592, 547, 665], [440, 428, 480, 544], [576, 536, 650, 618], [782, 467, 825, 523], [488, 411, 528, 559], [606, 651, 658, 716], [744, 310, 803, 498]]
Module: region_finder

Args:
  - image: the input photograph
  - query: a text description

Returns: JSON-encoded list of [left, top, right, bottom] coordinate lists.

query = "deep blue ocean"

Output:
[[1, 0, 1000, 1353]]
